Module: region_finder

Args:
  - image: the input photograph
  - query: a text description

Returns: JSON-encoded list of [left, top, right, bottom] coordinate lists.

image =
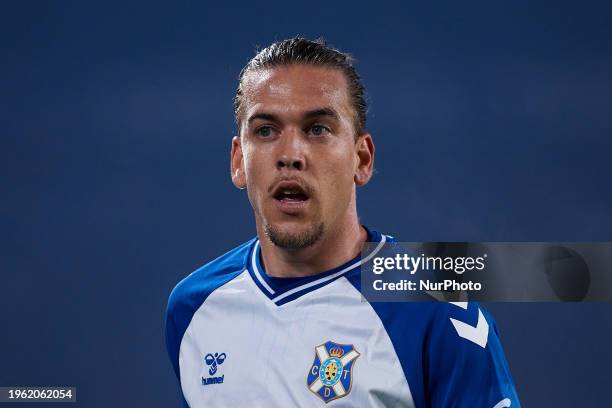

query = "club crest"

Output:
[[307, 341, 360, 403]]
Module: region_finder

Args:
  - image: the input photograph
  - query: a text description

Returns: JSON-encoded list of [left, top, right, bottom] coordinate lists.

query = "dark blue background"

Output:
[[2, 1, 611, 407]]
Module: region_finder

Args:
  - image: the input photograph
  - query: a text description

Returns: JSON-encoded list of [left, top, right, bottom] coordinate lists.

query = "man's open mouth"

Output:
[[272, 182, 310, 204]]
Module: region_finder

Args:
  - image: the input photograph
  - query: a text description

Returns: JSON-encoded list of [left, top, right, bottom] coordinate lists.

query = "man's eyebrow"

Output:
[[247, 112, 279, 124], [246, 108, 340, 125], [303, 107, 339, 121]]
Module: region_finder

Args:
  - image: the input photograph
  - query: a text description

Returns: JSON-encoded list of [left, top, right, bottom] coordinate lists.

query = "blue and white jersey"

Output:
[[165, 229, 521, 407]]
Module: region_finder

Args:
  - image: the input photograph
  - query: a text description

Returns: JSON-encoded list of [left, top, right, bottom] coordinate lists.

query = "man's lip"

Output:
[[270, 180, 311, 215], [273, 195, 309, 215], [271, 180, 311, 199]]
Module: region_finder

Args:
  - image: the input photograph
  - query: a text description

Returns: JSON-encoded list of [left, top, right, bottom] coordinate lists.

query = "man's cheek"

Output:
[[326, 167, 353, 190]]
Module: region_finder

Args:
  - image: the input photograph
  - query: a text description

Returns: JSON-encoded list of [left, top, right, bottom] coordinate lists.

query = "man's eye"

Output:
[[310, 125, 330, 136], [255, 126, 274, 137]]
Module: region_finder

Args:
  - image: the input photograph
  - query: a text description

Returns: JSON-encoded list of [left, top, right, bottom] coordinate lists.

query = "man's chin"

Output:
[[263, 222, 324, 250]]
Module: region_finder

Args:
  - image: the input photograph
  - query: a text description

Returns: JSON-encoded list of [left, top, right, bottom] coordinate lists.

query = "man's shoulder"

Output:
[[166, 238, 256, 314], [346, 270, 496, 349], [362, 296, 483, 333]]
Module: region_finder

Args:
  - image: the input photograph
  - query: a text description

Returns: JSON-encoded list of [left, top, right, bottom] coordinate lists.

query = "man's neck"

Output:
[[257, 220, 368, 278]]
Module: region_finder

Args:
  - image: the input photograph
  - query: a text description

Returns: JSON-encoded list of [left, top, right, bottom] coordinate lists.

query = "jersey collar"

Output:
[[247, 226, 387, 306]]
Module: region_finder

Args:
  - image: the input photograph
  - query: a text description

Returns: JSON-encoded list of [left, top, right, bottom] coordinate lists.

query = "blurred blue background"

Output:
[[1, 1, 611, 407]]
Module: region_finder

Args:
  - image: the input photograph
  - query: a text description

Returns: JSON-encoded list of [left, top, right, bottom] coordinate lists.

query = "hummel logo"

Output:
[[202, 352, 227, 386], [204, 352, 226, 375]]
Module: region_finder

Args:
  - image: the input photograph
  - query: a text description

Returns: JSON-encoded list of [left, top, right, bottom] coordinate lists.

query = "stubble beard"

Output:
[[264, 221, 325, 250]]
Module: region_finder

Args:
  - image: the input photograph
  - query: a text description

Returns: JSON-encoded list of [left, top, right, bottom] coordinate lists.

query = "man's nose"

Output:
[[276, 130, 306, 171]]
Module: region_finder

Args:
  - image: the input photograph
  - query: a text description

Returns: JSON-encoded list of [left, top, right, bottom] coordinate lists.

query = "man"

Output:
[[165, 38, 520, 407]]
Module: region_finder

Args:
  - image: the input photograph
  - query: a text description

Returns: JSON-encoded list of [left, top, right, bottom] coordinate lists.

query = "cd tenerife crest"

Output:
[[307, 341, 360, 403]]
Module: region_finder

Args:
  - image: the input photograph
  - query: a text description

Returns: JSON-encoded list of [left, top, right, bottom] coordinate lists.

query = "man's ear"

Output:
[[354, 133, 375, 186], [231, 136, 247, 189]]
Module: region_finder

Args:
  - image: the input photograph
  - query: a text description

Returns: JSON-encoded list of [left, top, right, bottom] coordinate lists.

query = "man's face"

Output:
[[231, 64, 373, 249]]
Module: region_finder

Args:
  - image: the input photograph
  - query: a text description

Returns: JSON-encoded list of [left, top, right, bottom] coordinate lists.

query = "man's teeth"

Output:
[[278, 190, 307, 200]]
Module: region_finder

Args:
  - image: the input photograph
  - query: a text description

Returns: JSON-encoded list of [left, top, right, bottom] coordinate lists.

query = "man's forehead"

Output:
[[241, 65, 352, 120]]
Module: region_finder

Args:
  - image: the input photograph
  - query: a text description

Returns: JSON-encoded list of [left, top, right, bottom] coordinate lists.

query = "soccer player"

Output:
[[165, 38, 521, 407]]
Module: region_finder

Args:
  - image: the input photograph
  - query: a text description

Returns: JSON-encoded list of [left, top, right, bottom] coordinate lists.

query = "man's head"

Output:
[[230, 38, 374, 250]]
